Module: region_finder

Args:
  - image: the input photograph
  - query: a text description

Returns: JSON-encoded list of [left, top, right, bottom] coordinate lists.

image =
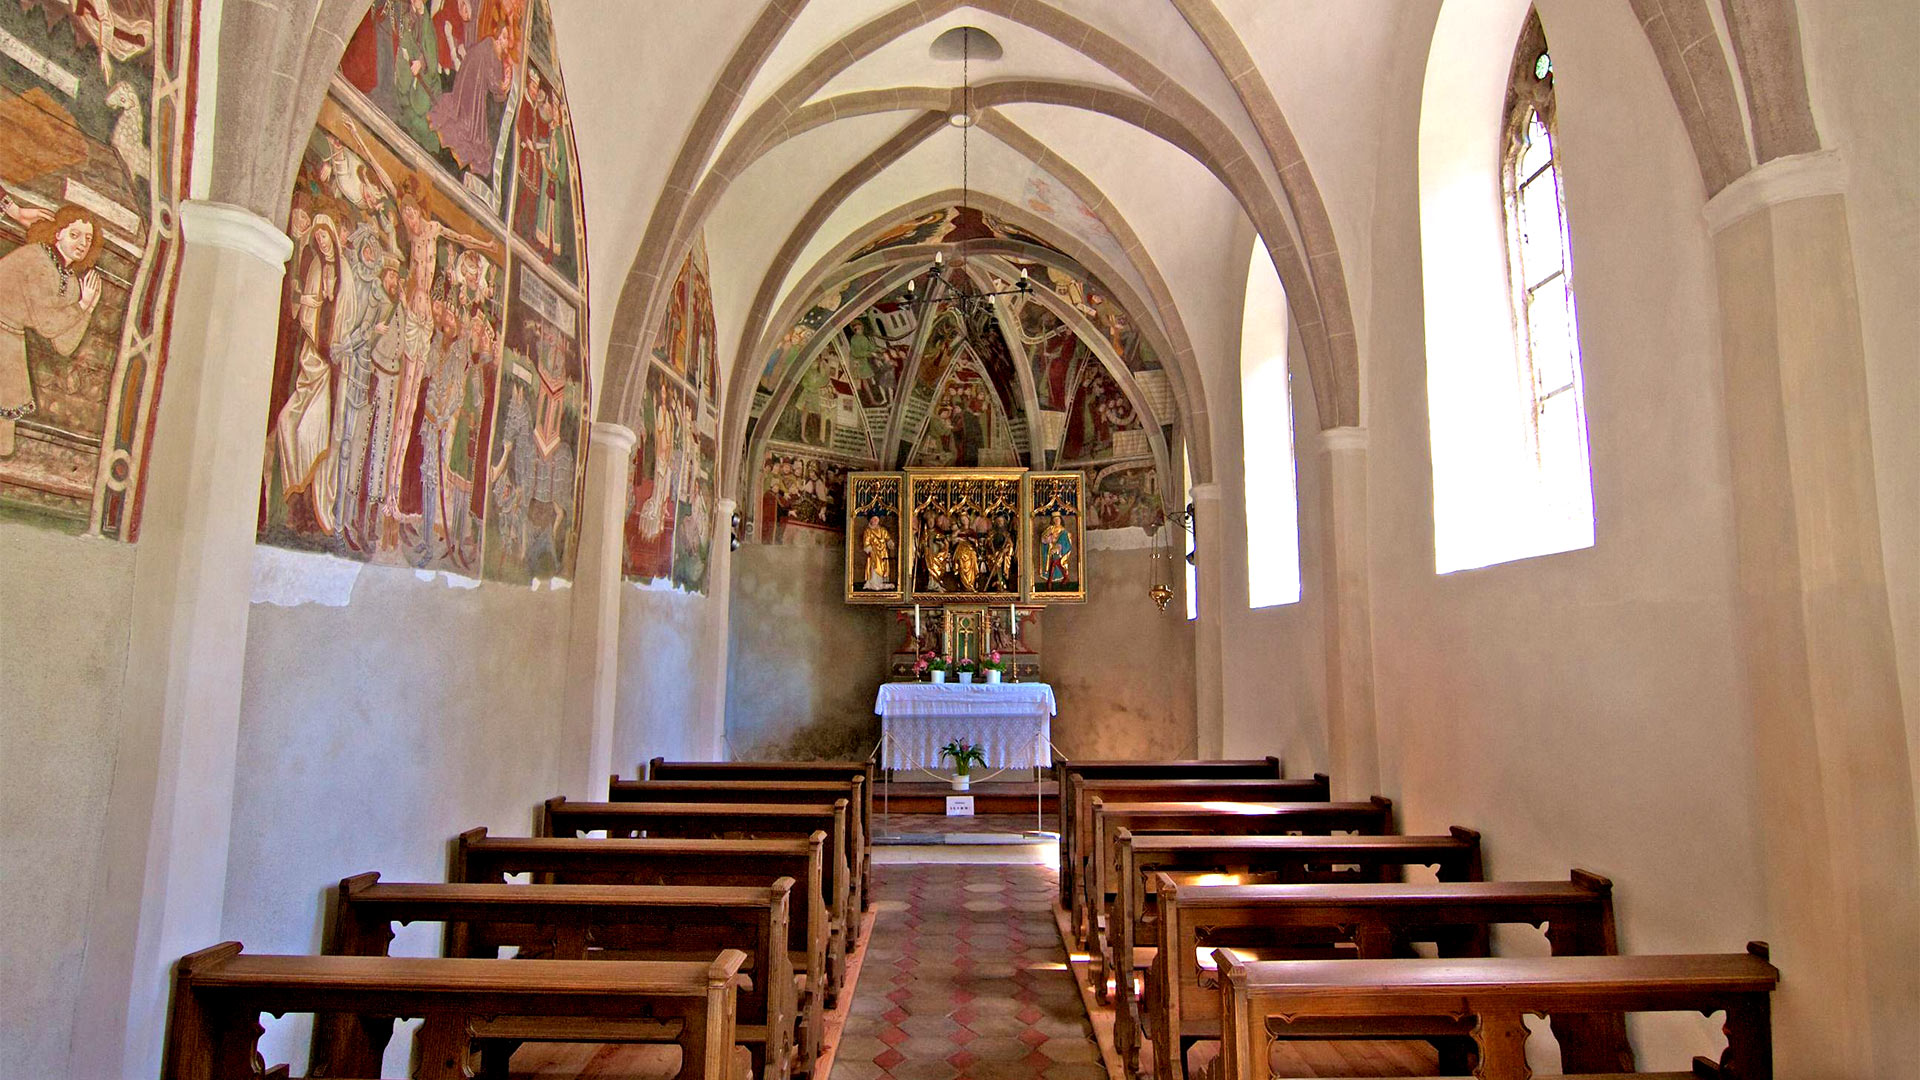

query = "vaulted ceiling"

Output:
[[533, 0, 1796, 497]]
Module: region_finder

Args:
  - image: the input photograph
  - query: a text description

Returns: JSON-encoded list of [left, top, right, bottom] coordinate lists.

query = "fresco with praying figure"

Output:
[[0, 0, 200, 538], [256, 0, 590, 581], [623, 236, 719, 592]]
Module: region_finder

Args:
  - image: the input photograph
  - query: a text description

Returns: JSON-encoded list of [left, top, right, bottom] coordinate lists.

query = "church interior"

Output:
[[1, 1, 1914, 1078]]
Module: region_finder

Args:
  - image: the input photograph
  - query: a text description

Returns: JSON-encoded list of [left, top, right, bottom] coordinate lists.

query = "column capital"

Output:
[[1704, 150, 1847, 235], [714, 496, 738, 516], [179, 200, 292, 265], [1188, 482, 1222, 502], [1319, 426, 1369, 453], [590, 421, 638, 454]]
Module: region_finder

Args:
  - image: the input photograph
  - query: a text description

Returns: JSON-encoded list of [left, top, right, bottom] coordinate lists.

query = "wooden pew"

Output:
[[1083, 797, 1394, 951], [1066, 778, 1330, 939], [541, 798, 853, 996], [645, 759, 875, 912], [452, 828, 830, 1069], [1052, 759, 1288, 906], [1213, 944, 1779, 1080], [320, 872, 798, 1080], [608, 779, 867, 914], [164, 942, 750, 1080], [1151, 871, 1626, 1080], [1101, 828, 1484, 1072]]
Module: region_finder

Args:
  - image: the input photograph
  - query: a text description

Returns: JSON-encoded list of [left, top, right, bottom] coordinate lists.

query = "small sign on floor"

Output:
[[946, 795, 975, 816]]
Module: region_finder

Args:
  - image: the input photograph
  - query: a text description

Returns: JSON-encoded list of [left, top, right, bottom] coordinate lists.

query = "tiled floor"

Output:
[[834, 862, 1104, 1080]]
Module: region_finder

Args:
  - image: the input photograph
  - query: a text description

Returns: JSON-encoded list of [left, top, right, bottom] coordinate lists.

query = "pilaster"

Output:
[[701, 497, 739, 760], [1318, 426, 1379, 799], [1189, 482, 1225, 757], [72, 201, 292, 1080], [1706, 151, 1919, 1075], [560, 422, 637, 797]]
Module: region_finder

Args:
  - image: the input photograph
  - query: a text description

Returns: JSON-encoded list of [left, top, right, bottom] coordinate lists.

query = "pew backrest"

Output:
[[1213, 944, 1779, 1080], [166, 942, 748, 1080]]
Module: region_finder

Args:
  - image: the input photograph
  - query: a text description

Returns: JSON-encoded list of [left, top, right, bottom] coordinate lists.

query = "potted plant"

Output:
[[925, 653, 950, 683], [981, 650, 1009, 684], [939, 739, 988, 790], [955, 657, 979, 684]]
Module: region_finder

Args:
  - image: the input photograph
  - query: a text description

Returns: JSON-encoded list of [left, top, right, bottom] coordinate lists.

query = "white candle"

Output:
[[914, 604, 922, 636], [1009, 604, 1017, 635]]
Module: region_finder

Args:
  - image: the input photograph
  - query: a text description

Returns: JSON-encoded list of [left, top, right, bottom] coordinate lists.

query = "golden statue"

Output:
[[924, 536, 951, 591], [861, 515, 894, 590], [953, 534, 980, 591]]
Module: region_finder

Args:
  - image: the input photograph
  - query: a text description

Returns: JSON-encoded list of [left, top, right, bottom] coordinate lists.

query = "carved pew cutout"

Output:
[[319, 872, 798, 1080], [452, 829, 831, 1070], [1213, 944, 1778, 1080], [1152, 871, 1627, 1080], [163, 943, 750, 1080]]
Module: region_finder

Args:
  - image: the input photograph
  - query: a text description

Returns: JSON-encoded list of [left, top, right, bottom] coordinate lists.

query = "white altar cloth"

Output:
[[873, 683, 1056, 771]]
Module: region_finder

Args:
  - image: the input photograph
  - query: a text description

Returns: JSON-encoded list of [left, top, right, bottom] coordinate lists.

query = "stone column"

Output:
[[1190, 483, 1226, 757], [1706, 151, 1919, 1076], [72, 202, 292, 1080], [560, 422, 636, 798], [700, 497, 738, 760], [1317, 427, 1379, 799]]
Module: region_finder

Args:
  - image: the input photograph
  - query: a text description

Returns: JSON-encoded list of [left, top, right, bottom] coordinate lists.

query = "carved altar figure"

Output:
[[1040, 511, 1073, 585], [861, 515, 893, 590], [953, 533, 980, 591]]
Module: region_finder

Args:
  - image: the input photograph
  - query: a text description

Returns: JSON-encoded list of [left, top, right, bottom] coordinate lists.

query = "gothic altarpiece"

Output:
[[846, 468, 1085, 679]]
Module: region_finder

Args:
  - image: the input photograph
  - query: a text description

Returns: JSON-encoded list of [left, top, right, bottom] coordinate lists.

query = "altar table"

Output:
[[873, 682, 1057, 771]]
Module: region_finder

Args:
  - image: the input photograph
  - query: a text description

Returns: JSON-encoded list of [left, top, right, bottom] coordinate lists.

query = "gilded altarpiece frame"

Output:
[[904, 468, 1025, 603], [845, 472, 906, 603], [1022, 471, 1087, 603]]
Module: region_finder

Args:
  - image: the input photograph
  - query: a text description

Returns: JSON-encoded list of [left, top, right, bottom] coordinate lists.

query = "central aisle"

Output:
[[834, 861, 1105, 1080]]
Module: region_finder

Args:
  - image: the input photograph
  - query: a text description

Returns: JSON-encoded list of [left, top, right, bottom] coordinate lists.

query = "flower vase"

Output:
[[959, 672, 974, 685], [931, 670, 947, 684], [986, 669, 1002, 684], [952, 774, 971, 791]]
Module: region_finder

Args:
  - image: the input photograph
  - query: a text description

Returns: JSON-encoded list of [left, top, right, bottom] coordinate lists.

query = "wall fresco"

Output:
[[0, 0, 198, 538], [623, 238, 719, 592], [258, 0, 591, 582]]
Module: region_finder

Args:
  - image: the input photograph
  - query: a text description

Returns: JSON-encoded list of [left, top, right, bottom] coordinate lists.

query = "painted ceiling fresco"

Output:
[[0, 0, 198, 538], [256, 0, 592, 584], [752, 207, 1171, 545]]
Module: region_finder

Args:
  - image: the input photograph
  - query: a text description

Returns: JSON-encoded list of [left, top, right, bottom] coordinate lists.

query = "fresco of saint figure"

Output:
[[0, 208, 105, 457]]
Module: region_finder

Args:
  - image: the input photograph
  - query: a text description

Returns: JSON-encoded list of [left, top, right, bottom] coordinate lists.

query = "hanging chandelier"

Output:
[[904, 25, 1031, 314]]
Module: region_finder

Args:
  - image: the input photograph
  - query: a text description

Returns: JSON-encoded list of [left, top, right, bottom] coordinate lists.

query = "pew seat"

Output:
[[1149, 873, 1626, 1080], [163, 943, 750, 1080], [1212, 945, 1778, 1080], [451, 829, 830, 1071], [321, 873, 800, 1080]]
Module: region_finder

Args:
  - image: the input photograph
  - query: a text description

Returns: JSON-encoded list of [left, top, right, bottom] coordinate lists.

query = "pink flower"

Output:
[[989, 651, 1002, 662]]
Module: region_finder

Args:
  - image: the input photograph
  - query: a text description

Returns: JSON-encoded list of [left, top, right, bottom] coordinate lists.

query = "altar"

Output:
[[873, 682, 1057, 771]]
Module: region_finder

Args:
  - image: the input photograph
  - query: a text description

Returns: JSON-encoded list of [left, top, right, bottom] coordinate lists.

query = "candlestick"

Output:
[[914, 604, 922, 637], [1009, 604, 1017, 636]]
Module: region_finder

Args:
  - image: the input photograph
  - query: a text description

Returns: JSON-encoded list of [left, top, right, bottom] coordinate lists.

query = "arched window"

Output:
[[1502, 12, 1593, 538], [1239, 241, 1301, 608], [1419, 3, 1594, 573]]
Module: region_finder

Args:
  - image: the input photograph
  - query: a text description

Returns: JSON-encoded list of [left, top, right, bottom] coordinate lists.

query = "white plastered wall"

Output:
[[1364, 0, 1769, 1067]]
